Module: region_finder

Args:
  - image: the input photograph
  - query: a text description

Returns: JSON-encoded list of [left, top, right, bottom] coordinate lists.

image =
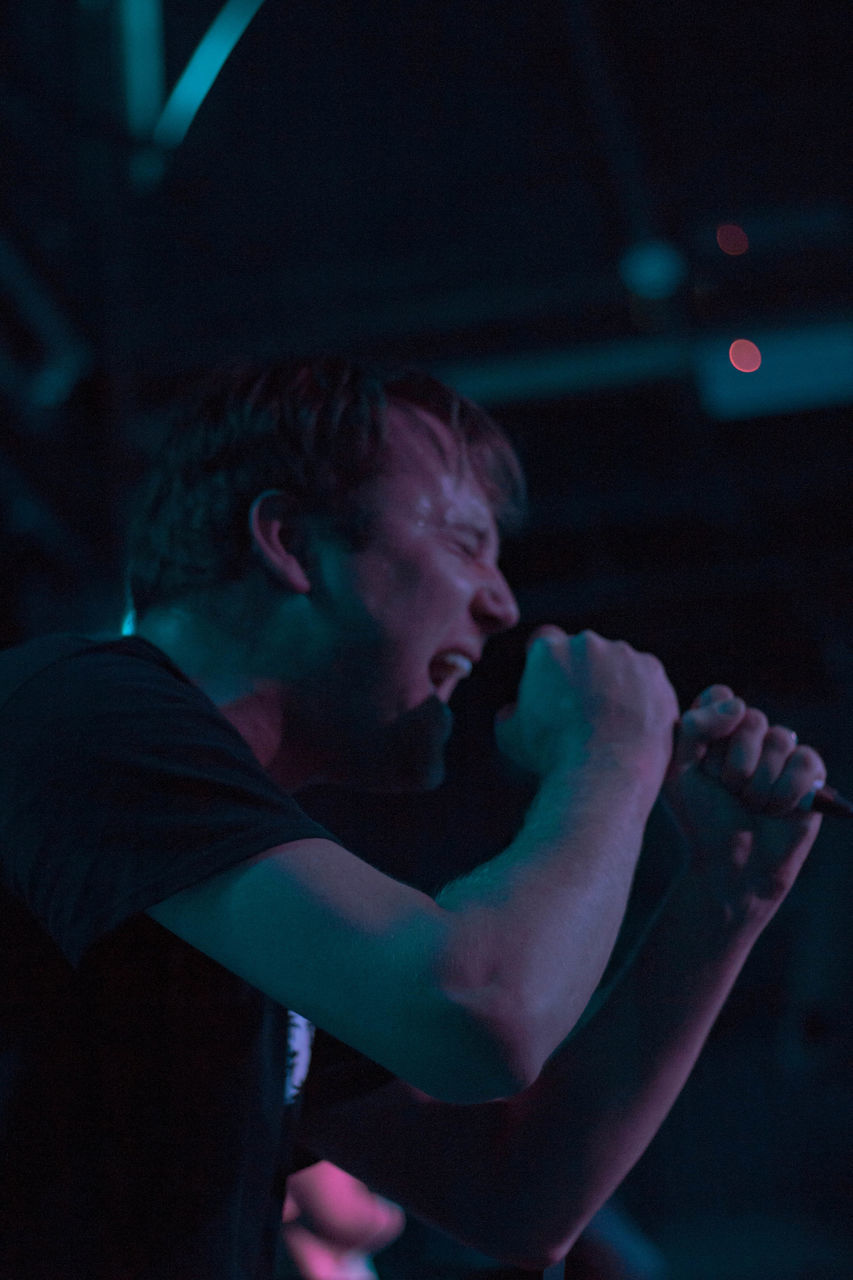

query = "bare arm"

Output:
[[296, 694, 825, 1268], [149, 630, 677, 1103]]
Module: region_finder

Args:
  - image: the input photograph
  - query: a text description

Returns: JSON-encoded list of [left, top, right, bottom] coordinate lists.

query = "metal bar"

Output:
[[117, 0, 166, 138], [152, 0, 268, 150]]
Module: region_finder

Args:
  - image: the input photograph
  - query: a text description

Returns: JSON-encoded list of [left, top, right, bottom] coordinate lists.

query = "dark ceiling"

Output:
[[3, 0, 851, 683]]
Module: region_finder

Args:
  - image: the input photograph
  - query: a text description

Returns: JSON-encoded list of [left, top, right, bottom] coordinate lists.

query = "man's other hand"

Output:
[[665, 684, 825, 920]]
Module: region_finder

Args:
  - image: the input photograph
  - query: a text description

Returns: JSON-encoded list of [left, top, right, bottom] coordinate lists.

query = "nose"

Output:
[[472, 566, 520, 635]]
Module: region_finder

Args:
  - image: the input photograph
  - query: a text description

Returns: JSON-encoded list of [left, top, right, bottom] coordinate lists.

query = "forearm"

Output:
[[303, 689, 824, 1263], [301, 873, 758, 1268], [467, 869, 763, 1264], [147, 758, 657, 1107], [434, 760, 659, 1083]]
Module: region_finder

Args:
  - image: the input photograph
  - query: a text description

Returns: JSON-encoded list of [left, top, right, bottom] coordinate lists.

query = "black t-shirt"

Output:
[[0, 635, 389, 1280]]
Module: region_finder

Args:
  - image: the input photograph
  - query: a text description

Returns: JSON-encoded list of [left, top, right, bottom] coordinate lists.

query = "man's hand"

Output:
[[496, 628, 679, 786], [665, 684, 825, 921], [295, 681, 829, 1268], [282, 1161, 405, 1279]]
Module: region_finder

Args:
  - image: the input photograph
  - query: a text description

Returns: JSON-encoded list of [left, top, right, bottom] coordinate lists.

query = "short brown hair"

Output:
[[126, 358, 526, 619]]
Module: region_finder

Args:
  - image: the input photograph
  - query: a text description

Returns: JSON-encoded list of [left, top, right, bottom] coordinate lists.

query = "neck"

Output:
[[135, 606, 327, 791]]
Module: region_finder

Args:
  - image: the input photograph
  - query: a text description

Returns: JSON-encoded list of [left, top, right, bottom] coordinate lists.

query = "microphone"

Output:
[[807, 785, 853, 818]]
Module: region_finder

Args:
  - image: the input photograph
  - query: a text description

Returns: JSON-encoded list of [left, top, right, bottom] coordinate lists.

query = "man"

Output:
[[0, 359, 826, 1278]]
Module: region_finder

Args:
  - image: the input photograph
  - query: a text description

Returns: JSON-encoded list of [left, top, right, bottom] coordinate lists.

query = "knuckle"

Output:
[[743, 707, 768, 734], [705, 683, 733, 702], [529, 624, 565, 646], [772, 768, 799, 796], [765, 724, 797, 750], [790, 744, 824, 772]]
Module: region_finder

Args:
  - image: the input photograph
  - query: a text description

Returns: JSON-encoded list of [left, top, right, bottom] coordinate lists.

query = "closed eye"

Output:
[[448, 524, 489, 558]]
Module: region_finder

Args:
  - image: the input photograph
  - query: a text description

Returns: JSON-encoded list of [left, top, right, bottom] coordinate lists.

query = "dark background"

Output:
[[3, 3, 851, 1276]]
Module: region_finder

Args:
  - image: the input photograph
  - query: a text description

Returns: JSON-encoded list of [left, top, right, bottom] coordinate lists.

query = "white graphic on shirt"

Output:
[[284, 1011, 315, 1103]]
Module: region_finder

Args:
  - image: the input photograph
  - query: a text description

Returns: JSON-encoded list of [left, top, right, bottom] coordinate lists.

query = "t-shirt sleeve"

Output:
[[0, 640, 334, 966], [290, 1027, 397, 1170]]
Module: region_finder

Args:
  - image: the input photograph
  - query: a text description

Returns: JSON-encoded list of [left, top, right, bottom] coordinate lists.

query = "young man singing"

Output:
[[0, 360, 825, 1278]]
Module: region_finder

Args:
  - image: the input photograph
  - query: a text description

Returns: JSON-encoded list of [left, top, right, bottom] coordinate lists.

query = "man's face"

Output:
[[302, 406, 520, 791]]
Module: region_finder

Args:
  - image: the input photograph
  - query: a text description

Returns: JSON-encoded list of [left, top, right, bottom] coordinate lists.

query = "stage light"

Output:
[[716, 223, 749, 256], [619, 239, 687, 300], [729, 339, 762, 372], [697, 322, 853, 418]]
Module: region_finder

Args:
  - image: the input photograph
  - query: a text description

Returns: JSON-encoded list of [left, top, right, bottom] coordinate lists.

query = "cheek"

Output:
[[356, 552, 428, 615]]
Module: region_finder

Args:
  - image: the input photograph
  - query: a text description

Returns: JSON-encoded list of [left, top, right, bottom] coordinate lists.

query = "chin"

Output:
[[360, 761, 446, 794]]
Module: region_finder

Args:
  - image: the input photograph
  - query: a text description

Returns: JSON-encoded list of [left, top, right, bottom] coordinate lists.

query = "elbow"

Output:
[[428, 1019, 537, 1104], [483, 1009, 550, 1098], [433, 990, 552, 1103], [430, 918, 564, 1101]]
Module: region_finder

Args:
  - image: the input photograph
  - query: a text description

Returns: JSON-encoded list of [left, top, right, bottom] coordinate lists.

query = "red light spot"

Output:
[[729, 339, 762, 372], [716, 223, 749, 255]]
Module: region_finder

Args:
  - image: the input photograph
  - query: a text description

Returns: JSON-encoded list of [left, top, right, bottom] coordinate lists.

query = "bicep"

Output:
[[146, 838, 516, 1101]]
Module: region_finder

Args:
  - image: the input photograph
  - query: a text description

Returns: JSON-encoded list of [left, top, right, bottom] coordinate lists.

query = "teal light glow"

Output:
[[119, 0, 166, 138], [438, 321, 853, 419], [152, 0, 267, 150], [619, 239, 687, 300], [696, 322, 853, 418]]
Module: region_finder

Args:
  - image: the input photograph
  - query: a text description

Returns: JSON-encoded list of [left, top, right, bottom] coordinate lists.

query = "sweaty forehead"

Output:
[[381, 403, 492, 517], [376, 404, 494, 524]]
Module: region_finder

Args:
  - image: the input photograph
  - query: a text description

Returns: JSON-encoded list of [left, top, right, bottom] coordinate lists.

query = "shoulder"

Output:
[[0, 632, 197, 715], [0, 632, 246, 757]]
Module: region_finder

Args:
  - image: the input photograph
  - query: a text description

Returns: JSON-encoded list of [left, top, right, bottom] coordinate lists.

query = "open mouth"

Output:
[[428, 651, 474, 701]]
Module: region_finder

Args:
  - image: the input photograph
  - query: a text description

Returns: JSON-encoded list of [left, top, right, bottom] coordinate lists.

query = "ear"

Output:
[[248, 491, 312, 594]]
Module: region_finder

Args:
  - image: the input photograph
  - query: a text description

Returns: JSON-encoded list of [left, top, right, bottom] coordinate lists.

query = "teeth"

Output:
[[430, 652, 474, 688], [442, 653, 473, 677]]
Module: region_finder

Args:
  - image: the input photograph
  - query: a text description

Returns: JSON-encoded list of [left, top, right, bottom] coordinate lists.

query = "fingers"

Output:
[[767, 745, 826, 816], [284, 1162, 405, 1251], [714, 709, 825, 815], [717, 707, 771, 790], [672, 695, 746, 772], [526, 624, 568, 652], [678, 685, 826, 816], [692, 684, 736, 710]]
